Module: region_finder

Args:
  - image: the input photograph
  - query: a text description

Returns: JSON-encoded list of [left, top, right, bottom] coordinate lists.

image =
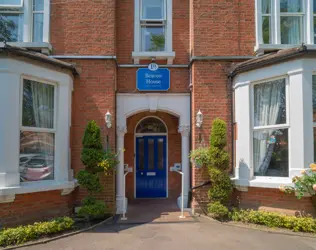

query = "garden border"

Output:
[[3, 216, 114, 250]]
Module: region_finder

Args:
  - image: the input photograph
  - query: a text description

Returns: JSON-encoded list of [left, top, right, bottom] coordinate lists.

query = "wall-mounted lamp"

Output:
[[196, 110, 203, 128], [105, 111, 112, 128]]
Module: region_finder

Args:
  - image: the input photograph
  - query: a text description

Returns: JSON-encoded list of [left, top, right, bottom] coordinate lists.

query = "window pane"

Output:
[[254, 79, 286, 127], [142, 0, 164, 19], [22, 79, 55, 129], [314, 0, 316, 14], [141, 26, 165, 51], [33, 0, 43, 11], [314, 17, 316, 44], [262, 0, 271, 14], [148, 139, 154, 170], [254, 129, 289, 177], [280, 0, 302, 12], [157, 138, 164, 170], [33, 13, 43, 42], [281, 16, 302, 44], [0, 14, 23, 42], [20, 131, 54, 182], [0, 0, 22, 6], [136, 117, 167, 133], [138, 138, 145, 170], [262, 16, 270, 44], [313, 76, 316, 122]]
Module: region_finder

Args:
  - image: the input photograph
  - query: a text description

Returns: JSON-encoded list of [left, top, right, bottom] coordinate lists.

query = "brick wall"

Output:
[[70, 60, 116, 209], [191, 61, 233, 213], [0, 190, 74, 227], [124, 111, 181, 200], [234, 187, 315, 216], [50, 0, 116, 55], [190, 0, 255, 57]]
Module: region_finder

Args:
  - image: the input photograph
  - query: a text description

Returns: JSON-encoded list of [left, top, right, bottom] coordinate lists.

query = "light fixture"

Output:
[[196, 110, 203, 128], [105, 111, 112, 128]]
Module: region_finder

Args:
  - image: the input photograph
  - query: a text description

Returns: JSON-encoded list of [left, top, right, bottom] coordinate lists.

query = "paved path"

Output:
[[19, 200, 316, 250]]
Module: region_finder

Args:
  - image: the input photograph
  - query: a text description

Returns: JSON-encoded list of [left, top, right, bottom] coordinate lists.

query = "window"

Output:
[[140, 0, 166, 51], [20, 78, 56, 182], [133, 0, 174, 64], [0, 0, 48, 43], [314, 0, 316, 43], [258, 0, 306, 46], [136, 117, 167, 133], [312, 76, 316, 161], [253, 78, 289, 177]]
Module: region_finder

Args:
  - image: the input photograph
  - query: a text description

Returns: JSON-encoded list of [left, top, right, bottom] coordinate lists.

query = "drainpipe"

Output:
[[228, 75, 235, 176]]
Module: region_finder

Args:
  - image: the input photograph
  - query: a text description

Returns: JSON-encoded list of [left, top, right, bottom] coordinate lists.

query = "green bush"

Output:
[[208, 120, 233, 204], [0, 217, 74, 247], [209, 119, 227, 149], [208, 202, 229, 220], [76, 170, 102, 193], [82, 120, 103, 149], [229, 209, 316, 233], [81, 148, 105, 170], [77, 201, 110, 221]]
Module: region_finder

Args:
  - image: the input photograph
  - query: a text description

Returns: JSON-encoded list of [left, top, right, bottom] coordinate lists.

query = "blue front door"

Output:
[[136, 136, 167, 198]]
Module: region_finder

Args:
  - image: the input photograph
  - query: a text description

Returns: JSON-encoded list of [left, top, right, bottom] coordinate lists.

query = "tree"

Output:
[[0, 15, 16, 42]]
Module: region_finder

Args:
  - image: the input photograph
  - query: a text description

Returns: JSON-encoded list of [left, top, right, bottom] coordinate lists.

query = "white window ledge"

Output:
[[232, 177, 293, 191], [132, 51, 175, 64], [0, 180, 78, 203], [255, 44, 316, 53], [0, 42, 52, 54]]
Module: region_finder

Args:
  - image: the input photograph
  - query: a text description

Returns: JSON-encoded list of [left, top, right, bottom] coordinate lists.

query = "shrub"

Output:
[[189, 147, 210, 167], [229, 209, 316, 233], [0, 217, 74, 247], [77, 200, 110, 221], [82, 120, 103, 149], [208, 202, 229, 220], [208, 119, 233, 205], [208, 167, 233, 204], [76, 170, 102, 193]]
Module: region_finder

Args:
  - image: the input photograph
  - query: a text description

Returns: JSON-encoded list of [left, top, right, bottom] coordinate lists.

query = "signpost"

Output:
[[137, 63, 170, 91]]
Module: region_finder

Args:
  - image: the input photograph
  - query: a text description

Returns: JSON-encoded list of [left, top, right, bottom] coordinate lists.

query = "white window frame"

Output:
[[250, 76, 290, 180], [0, 0, 23, 8], [0, 0, 50, 49], [132, 0, 175, 64], [20, 76, 57, 183], [255, 0, 316, 51]]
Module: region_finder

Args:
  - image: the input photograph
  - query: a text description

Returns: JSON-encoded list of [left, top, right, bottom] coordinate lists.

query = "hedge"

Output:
[[0, 217, 74, 247], [229, 209, 316, 233]]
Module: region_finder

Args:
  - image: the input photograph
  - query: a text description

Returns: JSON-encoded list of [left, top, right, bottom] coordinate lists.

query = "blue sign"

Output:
[[137, 67, 170, 91]]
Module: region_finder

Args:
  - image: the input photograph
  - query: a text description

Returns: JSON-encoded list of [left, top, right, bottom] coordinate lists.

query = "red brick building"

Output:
[[0, 0, 315, 226]]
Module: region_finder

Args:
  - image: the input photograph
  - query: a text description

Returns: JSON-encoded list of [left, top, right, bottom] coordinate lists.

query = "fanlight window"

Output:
[[136, 117, 167, 133]]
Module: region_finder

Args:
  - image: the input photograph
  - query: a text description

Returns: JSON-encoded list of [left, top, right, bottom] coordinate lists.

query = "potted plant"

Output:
[[189, 147, 210, 168]]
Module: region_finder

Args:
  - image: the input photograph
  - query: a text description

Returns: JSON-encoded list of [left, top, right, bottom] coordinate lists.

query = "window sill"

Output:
[[254, 44, 316, 53], [132, 51, 176, 64], [232, 177, 293, 191], [0, 180, 78, 203], [0, 42, 52, 54]]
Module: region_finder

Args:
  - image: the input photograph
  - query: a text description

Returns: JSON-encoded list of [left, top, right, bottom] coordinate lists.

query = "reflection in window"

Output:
[[20, 131, 55, 182], [136, 117, 167, 133], [254, 129, 289, 177]]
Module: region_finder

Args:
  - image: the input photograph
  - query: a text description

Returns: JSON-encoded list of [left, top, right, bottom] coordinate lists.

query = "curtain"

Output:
[[253, 79, 285, 175], [29, 80, 54, 157]]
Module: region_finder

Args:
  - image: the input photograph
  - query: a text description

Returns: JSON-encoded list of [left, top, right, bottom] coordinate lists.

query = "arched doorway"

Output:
[[135, 116, 168, 198]]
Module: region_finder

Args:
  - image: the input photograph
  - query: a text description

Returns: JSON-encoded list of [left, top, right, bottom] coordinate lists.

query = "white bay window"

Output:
[[133, 0, 175, 64], [256, 0, 316, 51], [0, 0, 50, 49]]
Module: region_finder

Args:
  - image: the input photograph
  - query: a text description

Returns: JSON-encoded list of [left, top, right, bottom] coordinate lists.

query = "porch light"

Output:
[[105, 111, 112, 128], [196, 110, 203, 128]]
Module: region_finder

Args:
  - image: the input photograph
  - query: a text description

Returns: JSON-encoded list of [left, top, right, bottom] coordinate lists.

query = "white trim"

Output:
[[134, 116, 169, 199], [232, 177, 293, 189], [0, 0, 23, 8]]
